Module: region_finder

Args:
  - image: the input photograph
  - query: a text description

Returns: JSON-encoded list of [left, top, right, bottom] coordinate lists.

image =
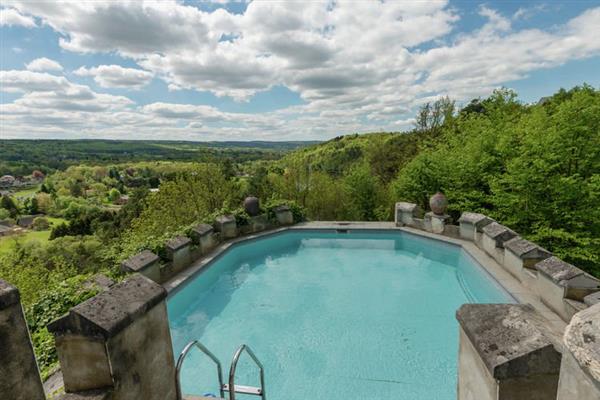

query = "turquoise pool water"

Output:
[[167, 230, 514, 400]]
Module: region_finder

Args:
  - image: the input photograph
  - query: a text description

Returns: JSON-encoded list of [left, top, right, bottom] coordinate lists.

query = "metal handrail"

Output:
[[176, 340, 225, 400], [228, 344, 266, 400]]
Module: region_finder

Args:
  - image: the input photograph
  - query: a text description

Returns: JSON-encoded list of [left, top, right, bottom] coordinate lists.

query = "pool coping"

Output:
[[163, 221, 567, 338]]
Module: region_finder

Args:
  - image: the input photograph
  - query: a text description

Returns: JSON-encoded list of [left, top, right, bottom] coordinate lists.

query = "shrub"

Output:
[[31, 217, 50, 231]]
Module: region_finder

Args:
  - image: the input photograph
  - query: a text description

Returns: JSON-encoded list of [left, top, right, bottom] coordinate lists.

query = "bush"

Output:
[[31, 217, 50, 231], [26, 275, 100, 379]]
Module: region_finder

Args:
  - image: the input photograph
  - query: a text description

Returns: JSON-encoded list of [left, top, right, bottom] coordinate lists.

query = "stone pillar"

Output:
[[557, 302, 600, 400], [48, 274, 177, 400], [215, 215, 237, 239], [249, 214, 269, 232], [121, 250, 161, 283], [274, 205, 294, 225], [166, 235, 192, 274], [394, 202, 421, 227], [503, 237, 551, 288], [191, 223, 217, 255], [0, 279, 45, 400], [424, 211, 451, 234], [458, 212, 493, 242], [481, 222, 517, 265], [456, 304, 561, 400], [535, 256, 600, 321]]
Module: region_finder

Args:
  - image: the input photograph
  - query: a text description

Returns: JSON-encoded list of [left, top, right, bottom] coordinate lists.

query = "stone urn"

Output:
[[429, 192, 448, 215], [243, 196, 260, 216]]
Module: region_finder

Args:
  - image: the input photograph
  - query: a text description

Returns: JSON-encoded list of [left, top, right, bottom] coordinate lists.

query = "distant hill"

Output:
[[0, 139, 320, 174]]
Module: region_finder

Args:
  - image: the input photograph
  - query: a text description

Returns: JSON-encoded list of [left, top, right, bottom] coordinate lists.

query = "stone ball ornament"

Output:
[[429, 192, 448, 215], [244, 196, 260, 216]]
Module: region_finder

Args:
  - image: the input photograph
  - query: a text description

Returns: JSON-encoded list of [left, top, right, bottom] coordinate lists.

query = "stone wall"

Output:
[[395, 200, 600, 399], [48, 274, 177, 400], [395, 201, 600, 323], [120, 206, 293, 285], [0, 279, 46, 400]]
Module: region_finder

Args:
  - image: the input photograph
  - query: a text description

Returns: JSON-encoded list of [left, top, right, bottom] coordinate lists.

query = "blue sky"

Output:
[[1, 1, 599, 141]]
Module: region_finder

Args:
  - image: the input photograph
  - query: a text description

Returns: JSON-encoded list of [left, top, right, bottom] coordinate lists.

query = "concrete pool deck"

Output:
[[164, 220, 566, 341]]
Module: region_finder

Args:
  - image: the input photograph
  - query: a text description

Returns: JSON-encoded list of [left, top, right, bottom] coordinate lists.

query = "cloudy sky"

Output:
[[1, 1, 599, 141]]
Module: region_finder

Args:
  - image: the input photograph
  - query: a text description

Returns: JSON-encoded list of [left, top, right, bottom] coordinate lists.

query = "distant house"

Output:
[[17, 214, 43, 228]]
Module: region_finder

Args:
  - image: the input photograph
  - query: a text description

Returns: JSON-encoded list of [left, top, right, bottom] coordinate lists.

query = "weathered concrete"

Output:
[[274, 205, 294, 225], [394, 202, 421, 227], [48, 274, 177, 400], [0, 279, 46, 400], [503, 237, 551, 287], [536, 256, 600, 320], [191, 223, 217, 255], [458, 212, 493, 242], [121, 250, 161, 283], [481, 222, 517, 265], [584, 291, 600, 306], [249, 214, 269, 232], [424, 211, 450, 234], [166, 235, 193, 274], [456, 303, 561, 400], [557, 303, 600, 399], [56, 388, 112, 400], [215, 215, 237, 238]]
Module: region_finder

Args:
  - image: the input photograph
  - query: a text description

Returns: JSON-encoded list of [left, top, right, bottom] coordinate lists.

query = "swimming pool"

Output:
[[167, 230, 514, 399]]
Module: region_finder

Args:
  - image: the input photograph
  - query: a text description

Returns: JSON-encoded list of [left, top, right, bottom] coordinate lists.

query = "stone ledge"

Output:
[[458, 212, 492, 229], [120, 250, 160, 273], [563, 302, 600, 385], [166, 235, 191, 252], [505, 236, 551, 260], [48, 274, 166, 339], [456, 303, 561, 380], [482, 222, 517, 247], [536, 257, 600, 289], [0, 279, 20, 310], [395, 202, 419, 212], [191, 223, 213, 239]]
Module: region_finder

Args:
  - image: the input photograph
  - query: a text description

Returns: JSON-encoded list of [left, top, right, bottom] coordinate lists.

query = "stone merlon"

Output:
[[121, 250, 160, 273], [505, 236, 552, 260], [166, 235, 191, 252], [48, 274, 166, 339], [0, 279, 20, 310], [456, 304, 561, 380], [536, 256, 600, 289], [395, 202, 419, 212], [563, 302, 600, 384], [458, 212, 492, 229], [482, 222, 517, 247], [215, 214, 235, 225], [584, 292, 600, 306], [192, 223, 213, 237]]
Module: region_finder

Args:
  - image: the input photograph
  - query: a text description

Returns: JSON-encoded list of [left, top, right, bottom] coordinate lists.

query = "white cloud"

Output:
[[25, 57, 63, 72], [0, 7, 36, 28], [1, 2, 600, 140], [74, 65, 153, 89]]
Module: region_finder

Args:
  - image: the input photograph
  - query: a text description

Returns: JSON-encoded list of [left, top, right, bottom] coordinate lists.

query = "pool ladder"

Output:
[[176, 340, 266, 400]]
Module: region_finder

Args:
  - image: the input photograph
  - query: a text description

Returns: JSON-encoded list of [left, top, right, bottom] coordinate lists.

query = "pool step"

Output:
[[223, 384, 263, 396], [176, 340, 266, 400]]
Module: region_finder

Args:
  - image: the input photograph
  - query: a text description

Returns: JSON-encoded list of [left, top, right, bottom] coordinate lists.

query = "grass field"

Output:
[[0, 216, 67, 254], [0, 230, 51, 253], [12, 185, 41, 198]]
